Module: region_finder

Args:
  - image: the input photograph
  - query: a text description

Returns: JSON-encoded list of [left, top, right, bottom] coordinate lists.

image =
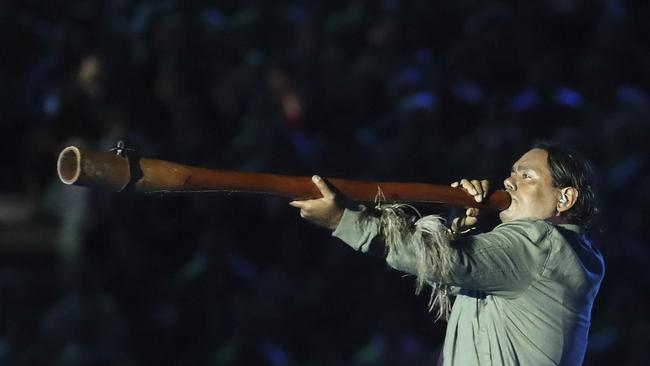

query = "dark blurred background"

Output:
[[1, 0, 648, 365]]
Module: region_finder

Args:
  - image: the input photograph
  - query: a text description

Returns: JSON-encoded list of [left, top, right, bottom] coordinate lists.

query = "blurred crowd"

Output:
[[1, 0, 649, 365]]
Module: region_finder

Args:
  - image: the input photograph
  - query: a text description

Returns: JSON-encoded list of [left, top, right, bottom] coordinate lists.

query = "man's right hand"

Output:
[[450, 179, 489, 234]]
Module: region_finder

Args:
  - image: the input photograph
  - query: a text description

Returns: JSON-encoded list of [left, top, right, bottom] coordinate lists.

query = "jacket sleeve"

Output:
[[331, 208, 420, 275], [446, 219, 552, 298], [332, 208, 553, 298]]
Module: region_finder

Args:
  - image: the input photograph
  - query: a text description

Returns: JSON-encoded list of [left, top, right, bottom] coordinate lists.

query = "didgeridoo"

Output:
[[56, 145, 511, 211]]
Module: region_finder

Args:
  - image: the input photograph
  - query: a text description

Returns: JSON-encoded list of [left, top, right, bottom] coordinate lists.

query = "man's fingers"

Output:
[[464, 216, 478, 227], [466, 208, 479, 217], [452, 216, 477, 233], [481, 180, 489, 196], [459, 179, 477, 195], [459, 178, 481, 202], [289, 200, 307, 208], [471, 179, 484, 202], [471, 179, 482, 194], [312, 175, 334, 198], [457, 178, 487, 202], [451, 178, 487, 233], [290, 201, 311, 219]]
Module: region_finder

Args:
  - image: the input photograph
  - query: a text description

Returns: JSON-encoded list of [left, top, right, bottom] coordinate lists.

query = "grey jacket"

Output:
[[332, 209, 604, 366]]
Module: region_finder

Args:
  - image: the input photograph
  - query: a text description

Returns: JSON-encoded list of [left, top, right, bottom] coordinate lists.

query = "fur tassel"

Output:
[[362, 193, 455, 321]]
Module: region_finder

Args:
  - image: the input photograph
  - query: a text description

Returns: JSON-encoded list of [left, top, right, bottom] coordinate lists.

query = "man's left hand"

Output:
[[289, 175, 344, 231]]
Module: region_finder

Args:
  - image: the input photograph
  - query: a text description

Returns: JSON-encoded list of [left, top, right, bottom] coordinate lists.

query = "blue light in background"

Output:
[[153, 303, 179, 327], [286, 5, 310, 24], [399, 335, 422, 356], [383, 0, 400, 12], [43, 93, 60, 117], [202, 7, 225, 31], [400, 91, 438, 112], [415, 48, 432, 64], [355, 127, 377, 147], [130, 5, 151, 35], [511, 87, 540, 112], [414, 91, 435, 108], [606, 0, 627, 19], [290, 131, 321, 159], [609, 156, 641, 187], [554, 87, 583, 108], [228, 254, 257, 280], [588, 328, 618, 352], [452, 81, 483, 104], [617, 85, 649, 106], [259, 342, 289, 366], [398, 66, 422, 85]]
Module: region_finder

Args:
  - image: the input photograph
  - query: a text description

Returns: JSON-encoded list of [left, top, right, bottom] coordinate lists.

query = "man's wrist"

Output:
[[328, 208, 344, 231]]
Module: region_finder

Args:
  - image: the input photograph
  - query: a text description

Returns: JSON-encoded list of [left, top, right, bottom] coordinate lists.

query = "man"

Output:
[[290, 143, 604, 365]]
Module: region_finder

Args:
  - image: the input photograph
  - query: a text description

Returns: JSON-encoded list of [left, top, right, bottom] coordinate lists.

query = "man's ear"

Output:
[[557, 187, 578, 213]]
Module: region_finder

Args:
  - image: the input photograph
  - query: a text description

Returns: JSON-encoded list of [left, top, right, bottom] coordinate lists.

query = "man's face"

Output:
[[499, 148, 561, 223]]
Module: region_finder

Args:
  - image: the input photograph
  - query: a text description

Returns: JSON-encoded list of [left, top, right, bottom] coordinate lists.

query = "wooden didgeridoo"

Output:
[[57, 146, 511, 211]]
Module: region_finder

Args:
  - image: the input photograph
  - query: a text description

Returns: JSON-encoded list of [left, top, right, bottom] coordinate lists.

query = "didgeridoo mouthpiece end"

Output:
[[57, 146, 82, 185]]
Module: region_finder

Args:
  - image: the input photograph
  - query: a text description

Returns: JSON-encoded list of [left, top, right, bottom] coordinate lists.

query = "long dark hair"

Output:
[[534, 142, 600, 229]]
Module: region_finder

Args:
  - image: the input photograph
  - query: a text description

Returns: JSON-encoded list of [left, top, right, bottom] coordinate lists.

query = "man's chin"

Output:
[[499, 195, 516, 222], [499, 209, 514, 222]]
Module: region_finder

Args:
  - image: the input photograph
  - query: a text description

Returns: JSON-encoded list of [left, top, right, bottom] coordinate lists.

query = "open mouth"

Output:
[[502, 192, 516, 211]]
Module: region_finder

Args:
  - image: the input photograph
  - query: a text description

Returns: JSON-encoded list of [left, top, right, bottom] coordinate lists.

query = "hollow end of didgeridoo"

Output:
[[57, 146, 82, 185]]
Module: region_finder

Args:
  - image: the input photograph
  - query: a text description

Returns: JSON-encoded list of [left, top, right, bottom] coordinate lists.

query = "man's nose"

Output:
[[504, 177, 515, 191]]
